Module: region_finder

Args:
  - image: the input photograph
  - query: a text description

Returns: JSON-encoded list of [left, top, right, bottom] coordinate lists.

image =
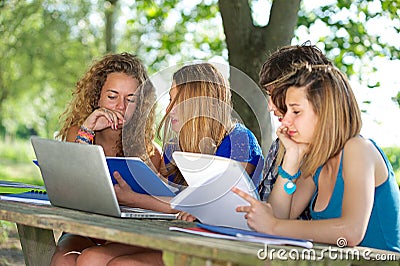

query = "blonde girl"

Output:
[[74, 62, 264, 266]]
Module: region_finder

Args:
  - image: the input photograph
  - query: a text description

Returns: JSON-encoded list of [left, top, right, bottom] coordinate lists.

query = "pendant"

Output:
[[284, 180, 296, 195]]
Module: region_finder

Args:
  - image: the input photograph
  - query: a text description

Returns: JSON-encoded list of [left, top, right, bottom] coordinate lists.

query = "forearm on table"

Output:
[[124, 193, 177, 214], [269, 217, 364, 247]]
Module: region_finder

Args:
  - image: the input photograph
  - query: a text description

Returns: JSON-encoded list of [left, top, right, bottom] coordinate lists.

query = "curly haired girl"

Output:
[[51, 53, 161, 265]]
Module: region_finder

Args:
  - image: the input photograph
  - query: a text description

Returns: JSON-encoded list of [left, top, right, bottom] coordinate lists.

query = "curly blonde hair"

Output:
[[58, 52, 156, 158]]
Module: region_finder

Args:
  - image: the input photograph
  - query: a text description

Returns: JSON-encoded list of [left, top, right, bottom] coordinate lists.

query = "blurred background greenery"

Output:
[[0, 0, 399, 190]]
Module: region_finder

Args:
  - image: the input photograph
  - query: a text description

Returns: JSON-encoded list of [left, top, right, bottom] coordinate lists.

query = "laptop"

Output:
[[30, 136, 177, 219]]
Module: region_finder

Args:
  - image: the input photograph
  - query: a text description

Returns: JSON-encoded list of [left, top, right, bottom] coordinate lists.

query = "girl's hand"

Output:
[[276, 125, 308, 168], [232, 187, 277, 234], [276, 125, 295, 149], [83, 108, 125, 131], [177, 211, 196, 222], [113, 171, 137, 205]]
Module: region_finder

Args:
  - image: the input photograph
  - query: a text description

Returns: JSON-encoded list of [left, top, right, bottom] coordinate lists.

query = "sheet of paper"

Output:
[[172, 152, 233, 187]]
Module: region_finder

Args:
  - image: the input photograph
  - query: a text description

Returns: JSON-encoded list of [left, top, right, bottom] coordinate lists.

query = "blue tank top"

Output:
[[163, 123, 264, 188], [309, 139, 400, 252]]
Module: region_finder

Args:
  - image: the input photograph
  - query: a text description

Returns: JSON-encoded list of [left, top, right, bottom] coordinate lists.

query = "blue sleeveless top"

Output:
[[309, 139, 400, 252], [163, 123, 264, 189]]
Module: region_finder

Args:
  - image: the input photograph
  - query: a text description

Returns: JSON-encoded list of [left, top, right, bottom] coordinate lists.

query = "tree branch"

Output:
[[266, 0, 301, 47]]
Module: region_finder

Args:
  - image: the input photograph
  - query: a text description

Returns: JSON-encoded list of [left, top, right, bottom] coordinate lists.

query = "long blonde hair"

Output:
[[272, 63, 362, 178], [58, 53, 156, 158], [158, 63, 233, 184]]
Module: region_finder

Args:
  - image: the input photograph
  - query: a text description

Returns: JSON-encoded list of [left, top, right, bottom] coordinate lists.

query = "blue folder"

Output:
[[0, 189, 50, 205], [33, 158, 175, 197], [105, 157, 175, 197]]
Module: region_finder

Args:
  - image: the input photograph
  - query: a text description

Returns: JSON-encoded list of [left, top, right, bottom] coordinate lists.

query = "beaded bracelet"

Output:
[[75, 125, 95, 144], [278, 166, 301, 195]]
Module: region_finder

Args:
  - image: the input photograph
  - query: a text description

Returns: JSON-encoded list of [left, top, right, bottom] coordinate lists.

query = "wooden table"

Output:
[[0, 200, 399, 266]]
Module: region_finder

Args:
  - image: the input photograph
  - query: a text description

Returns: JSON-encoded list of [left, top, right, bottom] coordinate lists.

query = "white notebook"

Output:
[[170, 152, 259, 230]]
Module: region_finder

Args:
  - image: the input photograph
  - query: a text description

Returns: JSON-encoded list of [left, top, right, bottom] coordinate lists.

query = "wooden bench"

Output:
[[0, 200, 399, 266]]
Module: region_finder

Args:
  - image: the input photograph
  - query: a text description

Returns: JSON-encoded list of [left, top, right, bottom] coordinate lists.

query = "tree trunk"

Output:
[[218, 0, 301, 152], [105, 0, 118, 53]]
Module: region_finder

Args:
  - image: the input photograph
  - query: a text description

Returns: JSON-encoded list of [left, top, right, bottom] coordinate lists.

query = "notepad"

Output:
[[0, 190, 50, 205], [170, 152, 259, 230]]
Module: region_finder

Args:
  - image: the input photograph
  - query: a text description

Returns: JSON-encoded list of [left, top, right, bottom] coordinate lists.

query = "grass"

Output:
[[0, 139, 43, 194], [0, 221, 10, 244], [0, 160, 42, 184]]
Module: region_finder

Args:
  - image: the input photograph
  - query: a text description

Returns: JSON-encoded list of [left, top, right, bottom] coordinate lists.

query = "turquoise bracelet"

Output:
[[278, 166, 301, 195]]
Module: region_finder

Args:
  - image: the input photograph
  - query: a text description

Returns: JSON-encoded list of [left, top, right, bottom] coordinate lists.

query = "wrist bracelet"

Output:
[[75, 125, 95, 144], [80, 125, 95, 135], [278, 166, 301, 195]]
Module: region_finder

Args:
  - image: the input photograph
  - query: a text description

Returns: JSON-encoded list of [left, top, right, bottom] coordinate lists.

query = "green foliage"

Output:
[[0, 0, 227, 139], [0, 0, 103, 139], [119, 0, 225, 74], [383, 147, 400, 185], [297, 0, 400, 82], [395, 169, 400, 186], [0, 0, 399, 144], [384, 147, 400, 170], [0, 139, 43, 184], [393, 91, 400, 107], [0, 139, 35, 163]]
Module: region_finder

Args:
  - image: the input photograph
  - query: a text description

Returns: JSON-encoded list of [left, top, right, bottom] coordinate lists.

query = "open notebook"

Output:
[[170, 151, 259, 230], [27, 137, 177, 219]]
